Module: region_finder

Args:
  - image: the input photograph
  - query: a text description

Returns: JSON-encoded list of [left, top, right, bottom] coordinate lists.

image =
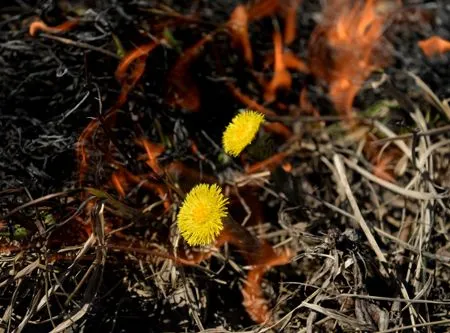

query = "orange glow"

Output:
[[308, 0, 397, 117], [228, 5, 253, 65], [283, 0, 302, 45], [189, 140, 206, 160], [262, 122, 292, 140], [109, 210, 291, 325], [371, 155, 396, 182], [282, 162, 292, 172], [76, 118, 100, 185], [138, 138, 165, 176], [227, 82, 276, 116], [299, 87, 320, 116], [242, 247, 291, 324], [167, 34, 214, 112], [111, 172, 127, 198], [77, 43, 159, 186], [246, 151, 289, 173], [219, 218, 291, 324], [115, 42, 158, 82], [247, 0, 280, 21], [419, 36, 450, 57], [29, 19, 79, 37], [264, 51, 309, 74], [363, 133, 400, 182], [56, 7, 298, 325], [115, 42, 158, 109], [243, 267, 271, 323], [264, 32, 292, 103], [121, 169, 170, 209], [283, 51, 309, 73], [118, 58, 147, 109], [166, 161, 217, 186]]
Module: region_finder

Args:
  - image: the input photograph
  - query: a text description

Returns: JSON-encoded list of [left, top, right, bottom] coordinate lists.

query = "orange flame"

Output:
[[308, 0, 398, 117], [62, 8, 295, 324], [115, 42, 159, 110], [111, 172, 127, 198], [418, 36, 450, 57], [228, 5, 253, 65], [246, 151, 289, 174], [362, 133, 401, 182], [263, 122, 293, 140], [264, 32, 292, 103], [29, 19, 79, 37], [167, 34, 214, 112], [282, 0, 302, 45], [76, 118, 101, 185], [219, 218, 291, 324], [226, 82, 276, 116], [283, 51, 309, 73], [137, 138, 165, 176], [76, 43, 158, 186], [299, 87, 320, 116], [242, 250, 290, 323], [247, 0, 280, 21]]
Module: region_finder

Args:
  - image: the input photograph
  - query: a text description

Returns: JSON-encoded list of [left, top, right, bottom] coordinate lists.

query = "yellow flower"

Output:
[[177, 183, 229, 246], [222, 110, 265, 157]]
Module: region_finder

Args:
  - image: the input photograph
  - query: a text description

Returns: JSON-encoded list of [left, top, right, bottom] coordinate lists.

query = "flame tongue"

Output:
[[308, 0, 399, 117]]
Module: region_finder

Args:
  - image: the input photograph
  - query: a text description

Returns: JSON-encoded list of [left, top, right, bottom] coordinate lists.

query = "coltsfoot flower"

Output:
[[222, 110, 265, 157], [177, 183, 229, 246]]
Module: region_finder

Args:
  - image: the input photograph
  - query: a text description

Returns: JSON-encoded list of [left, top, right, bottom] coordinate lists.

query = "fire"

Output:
[[115, 42, 159, 109], [419, 36, 450, 57], [111, 172, 127, 198], [308, 0, 399, 117], [138, 138, 165, 176], [166, 34, 213, 112], [29, 4, 298, 326], [264, 32, 292, 103], [217, 218, 291, 324], [29, 18, 79, 37], [76, 118, 101, 185], [228, 5, 253, 65], [247, 0, 280, 21], [281, 0, 302, 45]]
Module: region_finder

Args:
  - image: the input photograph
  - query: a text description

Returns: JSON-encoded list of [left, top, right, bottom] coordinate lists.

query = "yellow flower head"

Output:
[[177, 183, 229, 246], [222, 110, 265, 157]]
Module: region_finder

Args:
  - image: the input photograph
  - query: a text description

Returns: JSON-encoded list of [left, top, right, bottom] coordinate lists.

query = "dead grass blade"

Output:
[[333, 154, 387, 265]]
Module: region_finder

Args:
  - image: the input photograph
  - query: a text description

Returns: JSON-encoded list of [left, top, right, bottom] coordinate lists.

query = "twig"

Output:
[[343, 157, 445, 201], [333, 154, 387, 264], [375, 319, 450, 333], [39, 33, 121, 60]]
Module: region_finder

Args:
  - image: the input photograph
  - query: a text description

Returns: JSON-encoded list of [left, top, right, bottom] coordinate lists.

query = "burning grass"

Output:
[[1, 0, 450, 332]]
